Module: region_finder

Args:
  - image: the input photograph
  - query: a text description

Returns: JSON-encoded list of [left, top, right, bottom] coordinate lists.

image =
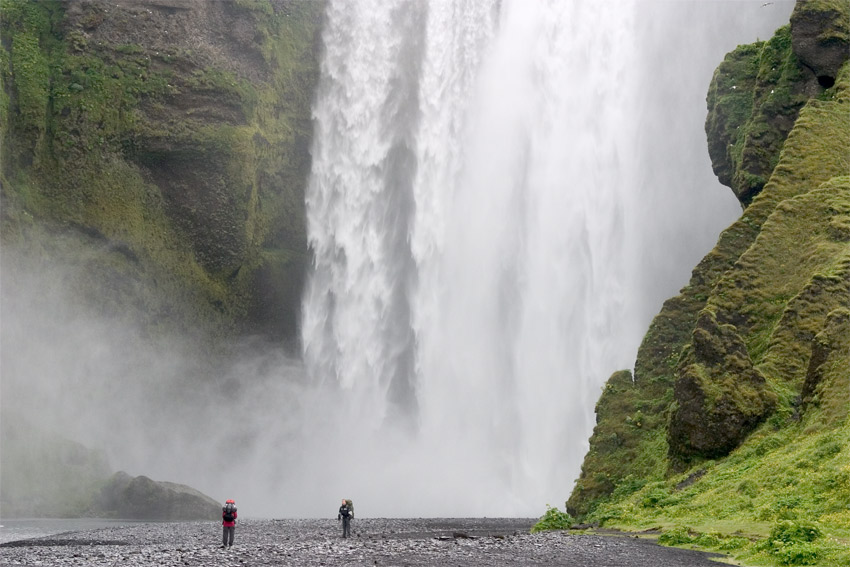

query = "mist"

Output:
[[1, 0, 794, 519]]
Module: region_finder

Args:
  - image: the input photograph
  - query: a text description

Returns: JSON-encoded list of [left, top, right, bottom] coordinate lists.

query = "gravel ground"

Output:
[[0, 518, 729, 566]]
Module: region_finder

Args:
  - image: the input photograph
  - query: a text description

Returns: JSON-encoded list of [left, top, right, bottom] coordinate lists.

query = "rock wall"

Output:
[[0, 0, 323, 345], [0, 0, 321, 519]]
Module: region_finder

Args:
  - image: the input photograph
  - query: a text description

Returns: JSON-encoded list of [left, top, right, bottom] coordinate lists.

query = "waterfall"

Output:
[[0, 0, 798, 522], [302, 0, 639, 515], [298, 0, 793, 516]]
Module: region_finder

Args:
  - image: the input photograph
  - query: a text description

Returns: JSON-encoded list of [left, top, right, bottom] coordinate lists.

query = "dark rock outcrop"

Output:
[[0, 413, 219, 520], [94, 471, 221, 521], [0, 412, 112, 518], [667, 311, 776, 466], [705, 26, 810, 206], [791, 0, 850, 87]]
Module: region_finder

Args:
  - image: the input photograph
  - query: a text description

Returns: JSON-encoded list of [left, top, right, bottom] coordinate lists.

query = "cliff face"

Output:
[[0, 0, 323, 343], [0, 0, 321, 519], [705, 0, 848, 207], [568, 1, 848, 564]]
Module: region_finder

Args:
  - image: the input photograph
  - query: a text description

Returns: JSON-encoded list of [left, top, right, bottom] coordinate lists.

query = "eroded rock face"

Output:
[[668, 310, 777, 467], [791, 0, 850, 88], [58, 1, 260, 277], [705, 27, 810, 207], [705, 0, 848, 207]]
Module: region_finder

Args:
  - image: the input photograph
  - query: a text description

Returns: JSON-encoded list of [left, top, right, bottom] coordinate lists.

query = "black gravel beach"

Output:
[[0, 518, 729, 566]]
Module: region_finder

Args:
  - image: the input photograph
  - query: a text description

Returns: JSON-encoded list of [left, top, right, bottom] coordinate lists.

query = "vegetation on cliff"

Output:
[[0, 0, 323, 518], [566, 2, 849, 565], [0, 0, 323, 344]]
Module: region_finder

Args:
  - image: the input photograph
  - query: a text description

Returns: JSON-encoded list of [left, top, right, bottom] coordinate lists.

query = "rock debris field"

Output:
[[0, 518, 729, 566]]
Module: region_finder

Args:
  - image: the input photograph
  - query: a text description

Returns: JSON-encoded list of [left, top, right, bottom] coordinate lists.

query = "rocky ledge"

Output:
[[0, 518, 729, 566]]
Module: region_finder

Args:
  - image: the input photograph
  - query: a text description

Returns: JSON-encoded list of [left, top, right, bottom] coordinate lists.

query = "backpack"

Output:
[[223, 503, 236, 522], [345, 499, 354, 518]]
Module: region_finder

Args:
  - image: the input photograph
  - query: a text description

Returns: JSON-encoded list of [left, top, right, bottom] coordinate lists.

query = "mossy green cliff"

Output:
[[568, 2, 849, 565], [0, 0, 323, 344], [0, 0, 321, 519]]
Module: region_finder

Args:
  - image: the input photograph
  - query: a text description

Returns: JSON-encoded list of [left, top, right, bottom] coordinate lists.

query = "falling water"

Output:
[[302, 0, 644, 515], [297, 0, 809, 518], [207, 0, 790, 519]]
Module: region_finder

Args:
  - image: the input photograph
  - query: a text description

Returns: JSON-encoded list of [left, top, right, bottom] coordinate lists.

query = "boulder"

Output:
[[95, 471, 221, 521]]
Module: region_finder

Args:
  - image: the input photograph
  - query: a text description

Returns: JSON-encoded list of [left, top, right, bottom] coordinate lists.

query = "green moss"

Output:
[[583, 423, 850, 565], [1, 0, 63, 171], [185, 67, 257, 114], [10, 32, 49, 124], [706, 24, 813, 206], [567, 369, 673, 517], [1, 0, 324, 341]]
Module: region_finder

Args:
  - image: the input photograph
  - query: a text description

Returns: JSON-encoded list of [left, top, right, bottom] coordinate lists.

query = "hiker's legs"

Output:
[[343, 517, 350, 538], [223, 526, 234, 546]]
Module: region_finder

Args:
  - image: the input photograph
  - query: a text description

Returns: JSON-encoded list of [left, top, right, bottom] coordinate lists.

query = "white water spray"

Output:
[[302, 0, 643, 515], [298, 0, 804, 518]]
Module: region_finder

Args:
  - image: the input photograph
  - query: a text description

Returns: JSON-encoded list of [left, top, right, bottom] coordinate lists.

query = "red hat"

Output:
[[226, 499, 235, 504]]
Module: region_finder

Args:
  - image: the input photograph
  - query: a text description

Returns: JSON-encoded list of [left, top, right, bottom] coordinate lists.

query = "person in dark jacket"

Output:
[[338, 498, 352, 538], [221, 499, 237, 548]]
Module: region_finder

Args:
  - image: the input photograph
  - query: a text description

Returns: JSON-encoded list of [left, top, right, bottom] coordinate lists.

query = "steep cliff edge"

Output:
[[0, 0, 322, 519], [568, 1, 849, 565], [0, 0, 322, 343]]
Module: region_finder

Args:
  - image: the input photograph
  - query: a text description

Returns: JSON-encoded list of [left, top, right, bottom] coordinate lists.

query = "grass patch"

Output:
[[531, 506, 574, 533]]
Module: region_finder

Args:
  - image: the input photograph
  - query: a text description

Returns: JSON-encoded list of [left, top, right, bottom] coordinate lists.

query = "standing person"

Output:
[[338, 498, 352, 538], [221, 499, 237, 548]]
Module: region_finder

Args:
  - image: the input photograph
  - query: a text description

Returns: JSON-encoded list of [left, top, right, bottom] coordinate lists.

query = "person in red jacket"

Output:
[[221, 499, 237, 548]]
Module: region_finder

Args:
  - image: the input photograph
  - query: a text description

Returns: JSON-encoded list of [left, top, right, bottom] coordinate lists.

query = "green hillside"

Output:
[[564, 2, 849, 565]]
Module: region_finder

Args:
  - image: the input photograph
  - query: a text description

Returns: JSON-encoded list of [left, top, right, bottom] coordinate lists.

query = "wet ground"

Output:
[[0, 518, 729, 566]]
